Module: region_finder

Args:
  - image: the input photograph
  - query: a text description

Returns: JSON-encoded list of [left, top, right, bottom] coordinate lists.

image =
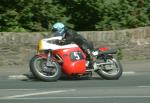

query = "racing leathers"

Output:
[[61, 29, 94, 59]]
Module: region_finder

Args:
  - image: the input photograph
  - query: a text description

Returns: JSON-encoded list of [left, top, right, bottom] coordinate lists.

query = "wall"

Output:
[[0, 27, 150, 66]]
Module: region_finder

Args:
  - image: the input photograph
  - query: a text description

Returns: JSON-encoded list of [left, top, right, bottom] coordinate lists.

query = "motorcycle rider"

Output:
[[51, 22, 95, 69]]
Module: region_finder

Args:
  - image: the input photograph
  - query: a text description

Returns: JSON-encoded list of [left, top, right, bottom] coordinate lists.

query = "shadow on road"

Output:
[[22, 73, 104, 82]]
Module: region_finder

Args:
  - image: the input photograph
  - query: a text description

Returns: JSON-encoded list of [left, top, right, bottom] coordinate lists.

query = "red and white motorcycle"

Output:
[[29, 36, 123, 81]]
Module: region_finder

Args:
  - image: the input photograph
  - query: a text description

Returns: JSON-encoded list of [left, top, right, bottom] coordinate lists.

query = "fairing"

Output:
[[53, 47, 86, 75]]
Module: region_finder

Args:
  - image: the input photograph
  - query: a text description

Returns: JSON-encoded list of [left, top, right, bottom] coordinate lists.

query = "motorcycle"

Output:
[[29, 36, 123, 81]]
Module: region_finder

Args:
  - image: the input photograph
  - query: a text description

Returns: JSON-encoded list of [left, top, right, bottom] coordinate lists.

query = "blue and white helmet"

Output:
[[52, 22, 65, 37]]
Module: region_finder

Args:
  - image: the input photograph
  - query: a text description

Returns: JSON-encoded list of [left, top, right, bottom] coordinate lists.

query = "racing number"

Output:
[[71, 52, 84, 61], [74, 52, 80, 60]]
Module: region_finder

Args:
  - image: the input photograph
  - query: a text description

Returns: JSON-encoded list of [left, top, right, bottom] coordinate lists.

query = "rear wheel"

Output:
[[29, 56, 61, 82], [96, 58, 123, 80]]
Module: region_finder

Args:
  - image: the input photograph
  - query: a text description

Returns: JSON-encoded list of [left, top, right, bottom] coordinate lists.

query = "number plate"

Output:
[[70, 52, 84, 61]]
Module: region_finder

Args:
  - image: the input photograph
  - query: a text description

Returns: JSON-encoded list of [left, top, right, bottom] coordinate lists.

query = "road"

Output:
[[0, 60, 150, 103]]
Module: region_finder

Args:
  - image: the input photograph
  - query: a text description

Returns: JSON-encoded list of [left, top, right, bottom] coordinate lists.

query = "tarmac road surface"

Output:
[[0, 59, 150, 103]]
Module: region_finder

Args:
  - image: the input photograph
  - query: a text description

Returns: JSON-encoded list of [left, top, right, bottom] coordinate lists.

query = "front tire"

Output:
[[29, 56, 61, 82], [96, 58, 123, 80]]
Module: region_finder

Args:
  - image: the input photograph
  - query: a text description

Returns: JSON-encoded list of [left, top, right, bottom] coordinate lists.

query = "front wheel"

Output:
[[29, 56, 61, 82], [96, 58, 123, 80]]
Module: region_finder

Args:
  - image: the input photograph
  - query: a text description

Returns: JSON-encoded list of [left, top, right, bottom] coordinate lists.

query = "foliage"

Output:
[[54, 0, 100, 30], [0, 0, 149, 31], [95, 0, 150, 30], [117, 48, 123, 60], [0, 0, 67, 32]]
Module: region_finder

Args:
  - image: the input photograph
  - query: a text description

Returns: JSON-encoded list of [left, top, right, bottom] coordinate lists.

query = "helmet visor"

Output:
[[53, 31, 62, 37], [52, 28, 58, 32]]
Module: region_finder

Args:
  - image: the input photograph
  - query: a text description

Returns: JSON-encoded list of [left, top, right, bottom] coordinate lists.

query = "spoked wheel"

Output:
[[96, 58, 123, 80], [29, 56, 61, 82]]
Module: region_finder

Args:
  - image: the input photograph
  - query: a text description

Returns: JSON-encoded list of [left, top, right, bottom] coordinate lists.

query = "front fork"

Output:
[[46, 50, 53, 67]]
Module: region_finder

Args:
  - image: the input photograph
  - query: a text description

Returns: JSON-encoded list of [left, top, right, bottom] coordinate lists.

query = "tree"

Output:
[[0, 0, 149, 31], [95, 0, 150, 30], [53, 0, 100, 31], [0, 0, 68, 31]]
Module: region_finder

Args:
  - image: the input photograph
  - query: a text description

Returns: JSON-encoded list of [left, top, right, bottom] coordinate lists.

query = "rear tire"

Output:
[[96, 58, 123, 80], [29, 56, 61, 82]]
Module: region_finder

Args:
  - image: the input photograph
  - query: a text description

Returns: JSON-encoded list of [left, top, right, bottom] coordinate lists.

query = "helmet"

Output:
[[52, 22, 65, 37]]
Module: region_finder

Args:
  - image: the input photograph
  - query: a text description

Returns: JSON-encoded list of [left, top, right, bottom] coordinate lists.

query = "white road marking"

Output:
[[137, 86, 150, 88], [1, 96, 150, 100], [5, 89, 76, 98], [8, 75, 28, 80], [123, 72, 135, 75], [0, 89, 36, 91]]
